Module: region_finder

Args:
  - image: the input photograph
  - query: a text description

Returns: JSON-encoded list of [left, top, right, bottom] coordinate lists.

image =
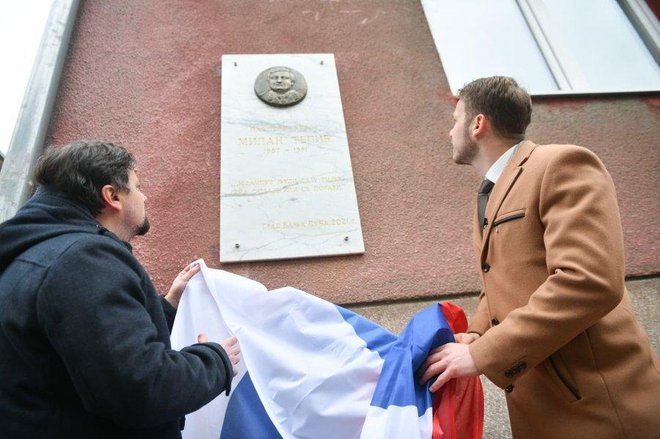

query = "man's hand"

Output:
[[455, 332, 480, 344], [220, 336, 241, 376], [419, 342, 480, 392], [197, 334, 241, 377], [164, 262, 201, 309]]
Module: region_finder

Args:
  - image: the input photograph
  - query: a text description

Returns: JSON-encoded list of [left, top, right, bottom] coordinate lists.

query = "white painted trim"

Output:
[[618, 0, 660, 64]]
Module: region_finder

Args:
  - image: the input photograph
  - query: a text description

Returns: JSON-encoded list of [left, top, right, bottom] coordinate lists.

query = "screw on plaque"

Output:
[[235, 243, 240, 248]]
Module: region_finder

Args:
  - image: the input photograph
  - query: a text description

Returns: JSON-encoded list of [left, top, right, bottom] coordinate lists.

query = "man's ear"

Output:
[[100, 185, 122, 212], [471, 114, 489, 138]]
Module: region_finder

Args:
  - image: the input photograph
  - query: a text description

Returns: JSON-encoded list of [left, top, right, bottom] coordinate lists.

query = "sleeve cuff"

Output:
[[160, 296, 177, 332], [194, 342, 234, 396]]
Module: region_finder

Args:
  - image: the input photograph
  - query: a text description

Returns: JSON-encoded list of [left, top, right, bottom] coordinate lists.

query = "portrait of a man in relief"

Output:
[[255, 66, 307, 107]]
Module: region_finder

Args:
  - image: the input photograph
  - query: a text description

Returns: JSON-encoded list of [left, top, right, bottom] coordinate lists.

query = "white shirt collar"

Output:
[[485, 142, 520, 184]]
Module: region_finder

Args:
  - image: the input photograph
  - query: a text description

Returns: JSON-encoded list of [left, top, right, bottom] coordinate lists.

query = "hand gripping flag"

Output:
[[170, 260, 483, 438]]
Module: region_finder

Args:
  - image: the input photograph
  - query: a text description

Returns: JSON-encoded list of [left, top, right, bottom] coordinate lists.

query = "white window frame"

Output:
[[422, 0, 660, 96]]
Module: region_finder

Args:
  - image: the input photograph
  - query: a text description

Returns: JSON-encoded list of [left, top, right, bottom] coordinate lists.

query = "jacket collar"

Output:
[[477, 140, 538, 256]]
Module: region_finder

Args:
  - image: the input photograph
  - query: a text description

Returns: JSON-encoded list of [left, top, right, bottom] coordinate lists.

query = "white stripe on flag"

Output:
[[361, 406, 433, 439], [172, 260, 388, 439], [171, 260, 462, 438]]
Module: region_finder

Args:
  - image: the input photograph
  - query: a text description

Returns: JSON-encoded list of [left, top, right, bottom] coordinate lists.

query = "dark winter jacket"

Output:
[[0, 188, 233, 438]]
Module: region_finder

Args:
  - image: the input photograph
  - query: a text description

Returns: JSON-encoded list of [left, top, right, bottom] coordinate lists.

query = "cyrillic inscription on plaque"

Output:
[[220, 54, 364, 262]]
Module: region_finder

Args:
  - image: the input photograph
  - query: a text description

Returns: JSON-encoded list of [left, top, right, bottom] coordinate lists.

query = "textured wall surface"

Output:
[[48, 0, 660, 304]]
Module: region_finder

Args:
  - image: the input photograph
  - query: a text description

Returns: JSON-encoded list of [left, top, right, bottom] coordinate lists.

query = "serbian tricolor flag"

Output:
[[171, 260, 483, 438]]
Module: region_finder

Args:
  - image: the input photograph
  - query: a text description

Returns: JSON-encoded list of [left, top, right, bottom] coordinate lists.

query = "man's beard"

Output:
[[135, 217, 150, 236], [453, 140, 478, 165], [453, 124, 478, 165]]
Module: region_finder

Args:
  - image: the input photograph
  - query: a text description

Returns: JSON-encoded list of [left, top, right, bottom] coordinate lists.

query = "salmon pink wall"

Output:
[[48, 0, 660, 303]]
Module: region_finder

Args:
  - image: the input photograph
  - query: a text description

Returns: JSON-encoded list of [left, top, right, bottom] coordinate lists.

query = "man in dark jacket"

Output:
[[0, 140, 240, 438]]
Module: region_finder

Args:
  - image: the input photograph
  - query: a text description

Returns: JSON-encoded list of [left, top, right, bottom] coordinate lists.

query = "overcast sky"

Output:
[[0, 1, 53, 157]]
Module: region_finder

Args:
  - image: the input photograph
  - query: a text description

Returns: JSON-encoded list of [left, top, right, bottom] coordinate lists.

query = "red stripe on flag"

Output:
[[432, 303, 484, 439]]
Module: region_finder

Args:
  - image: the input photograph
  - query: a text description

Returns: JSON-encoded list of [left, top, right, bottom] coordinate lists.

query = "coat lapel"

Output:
[[479, 141, 538, 258]]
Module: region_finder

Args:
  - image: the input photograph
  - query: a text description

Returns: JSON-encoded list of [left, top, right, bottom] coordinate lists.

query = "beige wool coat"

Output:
[[466, 141, 660, 438]]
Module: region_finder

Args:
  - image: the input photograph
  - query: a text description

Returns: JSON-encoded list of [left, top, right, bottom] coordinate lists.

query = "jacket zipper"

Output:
[[549, 356, 582, 400]]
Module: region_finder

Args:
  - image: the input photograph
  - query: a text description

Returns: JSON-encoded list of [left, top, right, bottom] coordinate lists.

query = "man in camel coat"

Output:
[[420, 76, 660, 438]]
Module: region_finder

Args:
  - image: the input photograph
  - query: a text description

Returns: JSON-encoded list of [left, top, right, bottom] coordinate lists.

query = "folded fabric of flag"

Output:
[[170, 260, 483, 439]]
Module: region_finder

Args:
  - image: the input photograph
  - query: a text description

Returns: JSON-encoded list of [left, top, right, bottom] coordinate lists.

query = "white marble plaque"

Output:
[[220, 54, 365, 262]]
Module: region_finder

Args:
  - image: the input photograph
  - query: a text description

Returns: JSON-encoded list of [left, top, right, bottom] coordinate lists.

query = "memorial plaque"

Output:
[[220, 54, 365, 262]]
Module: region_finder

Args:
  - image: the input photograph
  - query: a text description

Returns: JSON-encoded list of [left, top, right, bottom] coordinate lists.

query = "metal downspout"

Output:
[[0, 0, 81, 223]]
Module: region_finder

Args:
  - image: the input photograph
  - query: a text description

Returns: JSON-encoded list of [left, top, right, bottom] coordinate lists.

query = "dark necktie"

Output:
[[477, 179, 494, 233]]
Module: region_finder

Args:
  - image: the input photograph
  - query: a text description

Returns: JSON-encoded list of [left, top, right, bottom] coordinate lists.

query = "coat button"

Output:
[[505, 384, 514, 393], [491, 318, 500, 326], [482, 264, 490, 272]]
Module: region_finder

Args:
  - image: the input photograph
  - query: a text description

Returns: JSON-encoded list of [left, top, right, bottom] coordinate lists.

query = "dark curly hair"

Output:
[[34, 140, 136, 215]]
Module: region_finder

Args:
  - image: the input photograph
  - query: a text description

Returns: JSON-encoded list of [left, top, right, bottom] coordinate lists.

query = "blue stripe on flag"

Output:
[[221, 372, 282, 439], [336, 305, 398, 358], [369, 304, 455, 415]]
